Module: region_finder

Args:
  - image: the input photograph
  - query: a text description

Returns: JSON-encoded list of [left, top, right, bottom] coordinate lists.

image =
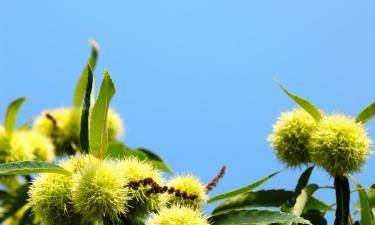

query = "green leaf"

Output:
[[368, 186, 375, 208], [280, 167, 315, 213], [294, 166, 314, 198], [106, 142, 173, 174], [212, 189, 294, 214], [210, 209, 312, 225], [18, 120, 32, 131], [4, 97, 27, 134], [358, 188, 373, 225], [306, 197, 334, 212], [356, 102, 375, 124], [73, 40, 99, 107], [334, 176, 350, 225], [0, 184, 29, 223], [18, 206, 33, 225], [106, 141, 150, 161], [80, 65, 94, 153], [277, 82, 322, 122], [0, 161, 72, 175], [89, 70, 116, 159], [350, 179, 373, 225], [302, 210, 327, 225], [208, 171, 280, 204], [291, 184, 319, 217], [138, 148, 172, 174]]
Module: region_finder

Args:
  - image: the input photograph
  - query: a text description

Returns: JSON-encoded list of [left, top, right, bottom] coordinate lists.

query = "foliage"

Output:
[[0, 41, 374, 225]]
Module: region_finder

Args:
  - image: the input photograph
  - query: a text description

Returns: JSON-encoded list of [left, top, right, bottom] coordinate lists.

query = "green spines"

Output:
[[166, 175, 208, 208], [270, 109, 373, 176], [147, 205, 210, 225], [119, 157, 165, 218], [33, 107, 81, 155], [18, 130, 55, 162], [0, 129, 34, 163], [268, 108, 317, 167], [29, 154, 130, 224], [72, 161, 130, 223], [28, 153, 210, 224], [28, 173, 81, 225], [61, 153, 99, 173], [309, 114, 372, 176]]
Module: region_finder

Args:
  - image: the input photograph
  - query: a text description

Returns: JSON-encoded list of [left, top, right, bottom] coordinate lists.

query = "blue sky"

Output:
[[1, 0, 375, 220]]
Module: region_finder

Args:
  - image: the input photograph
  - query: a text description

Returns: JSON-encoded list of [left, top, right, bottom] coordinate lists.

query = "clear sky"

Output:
[[1, 0, 375, 221]]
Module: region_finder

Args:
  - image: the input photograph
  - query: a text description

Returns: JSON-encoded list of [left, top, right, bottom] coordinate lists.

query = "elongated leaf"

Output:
[[334, 176, 350, 225], [280, 168, 314, 214], [306, 197, 334, 212], [0, 184, 29, 223], [18, 206, 33, 225], [357, 102, 375, 124], [4, 97, 27, 134], [80, 65, 94, 153], [278, 82, 322, 122], [73, 40, 99, 107], [213, 189, 294, 214], [89, 70, 116, 159], [106, 142, 172, 174], [291, 184, 319, 217], [0, 161, 71, 175], [18, 120, 32, 131], [138, 148, 172, 174], [368, 186, 375, 207], [294, 166, 314, 198], [302, 210, 327, 225], [106, 141, 148, 159], [358, 188, 373, 225], [210, 209, 312, 225], [208, 171, 280, 204], [350, 178, 373, 225]]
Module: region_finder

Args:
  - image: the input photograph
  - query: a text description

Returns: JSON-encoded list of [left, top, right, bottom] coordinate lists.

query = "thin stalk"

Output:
[[334, 175, 350, 225]]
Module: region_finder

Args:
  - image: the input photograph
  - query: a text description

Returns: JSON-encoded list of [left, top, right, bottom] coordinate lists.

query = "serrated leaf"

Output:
[[4, 97, 27, 134], [18, 206, 33, 225], [73, 40, 99, 107], [350, 178, 373, 225], [18, 120, 32, 131], [106, 141, 149, 160], [208, 171, 280, 204], [212, 189, 294, 214], [80, 65, 94, 153], [89, 70, 116, 159], [306, 197, 334, 212], [0, 184, 29, 223], [294, 166, 314, 198], [302, 210, 327, 225], [356, 102, 375, 124], [368, 187, 375, 207], [210, 209, 312, 225], [291, 184, 319, 218], [0, 161, 71, 175], [281, 167, 315, 214], [277, 82, 322, 122], [106, 142, 173, 174], [138, 148, 172, 174], [358, 188, 373, 225]]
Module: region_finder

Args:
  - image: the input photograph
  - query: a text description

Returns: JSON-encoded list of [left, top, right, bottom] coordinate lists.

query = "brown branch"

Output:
[[206, 165, 226, 192]]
